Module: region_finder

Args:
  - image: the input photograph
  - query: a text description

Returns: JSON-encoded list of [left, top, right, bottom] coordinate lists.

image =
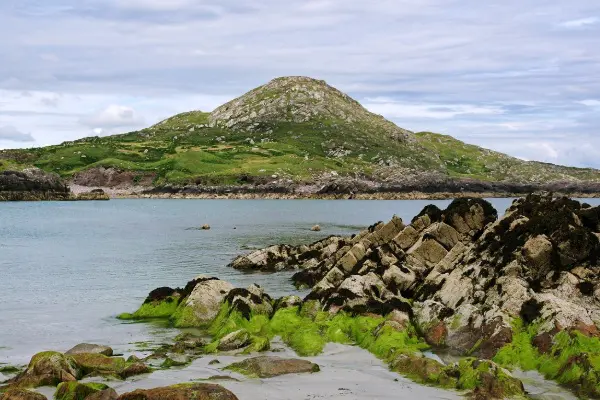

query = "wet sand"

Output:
[[36, 343, 460, 400]]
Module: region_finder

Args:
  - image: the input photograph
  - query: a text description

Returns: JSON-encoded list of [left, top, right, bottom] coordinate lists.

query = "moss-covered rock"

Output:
[[9, 351, 80, 388], [116, 383, 238, 400], [70, 354, 126, 377], [224, 356, 320, 378], [54, 382, 109, 400], [216, 330, 250, 352], [0, 389, 47, 400]]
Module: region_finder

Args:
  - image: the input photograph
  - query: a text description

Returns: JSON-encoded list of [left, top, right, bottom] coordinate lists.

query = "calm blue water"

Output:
[[1, 198, 597, 366]]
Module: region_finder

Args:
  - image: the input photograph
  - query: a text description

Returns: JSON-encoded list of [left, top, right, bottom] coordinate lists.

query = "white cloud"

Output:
[[559, 17, 598, 28], [579, 99, 600, 107], [0, 126, 35, 142], [363, 98, 504, 119], [79, 105, 145, 129]]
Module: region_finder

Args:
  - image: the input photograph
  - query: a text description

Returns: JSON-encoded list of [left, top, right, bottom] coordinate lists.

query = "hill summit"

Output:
[[209, 76, 414, 142], [1, 76, 600, 197]]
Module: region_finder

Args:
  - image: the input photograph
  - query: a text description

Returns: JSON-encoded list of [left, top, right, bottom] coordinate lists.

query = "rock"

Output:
[[69, 354, 126, 377], [8, 351, 80, 388], [225, 356, 320, 378], [274, 295, 302, 310], [0, 389, 47, 400], [0, 169, 70, 201], [120, 363, 151, 378], [390, 353, 447, 385], [228, 245, 291, 271], [55, 382, 109, 400], [65, 344, 113, 357], [172, 333, 206, 352], [208, 359, 220, 365], [86, 388, 119, 400], [311, 225, 321, 232], [172, 278, 234, 327], [223, 285, 273, 318], [116, 383, 238, 400], [217, 330, 251, 351], [162, 354, 190, 368], [201, 224, 211, 230]]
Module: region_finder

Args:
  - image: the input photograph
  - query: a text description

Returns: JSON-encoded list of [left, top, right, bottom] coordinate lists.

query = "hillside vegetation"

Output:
[[1, 76, 598, 187]]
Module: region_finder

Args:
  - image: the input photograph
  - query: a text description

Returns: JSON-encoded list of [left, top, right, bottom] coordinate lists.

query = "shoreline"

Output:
[[69, 185, 600, 200]]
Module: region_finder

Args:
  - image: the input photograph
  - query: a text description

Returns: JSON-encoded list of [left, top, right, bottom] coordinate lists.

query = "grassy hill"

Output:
[[1, 76, 599, 188]]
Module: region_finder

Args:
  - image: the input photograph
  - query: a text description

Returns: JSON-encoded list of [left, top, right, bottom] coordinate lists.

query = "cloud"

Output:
[[364, 98, 504, 119], [79, 105, 145, 129], [559, 17, 599, 28], [579, 99, 600, 107], [0, 0, 598, 168], [0, 126, 35, 142]]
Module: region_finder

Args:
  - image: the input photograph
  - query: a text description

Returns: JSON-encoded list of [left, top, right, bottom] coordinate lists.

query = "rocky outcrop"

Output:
[[225, 356, 320, 378], [0, 169, 109, 201], [223, 284, 273, 318], [0, 169, 70, 201], [117, 383, 238, 400], [232, 195, 600, 362]]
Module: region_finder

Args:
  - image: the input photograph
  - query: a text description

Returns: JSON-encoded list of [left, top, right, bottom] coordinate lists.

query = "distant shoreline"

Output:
[[69, 185, 600, 200]]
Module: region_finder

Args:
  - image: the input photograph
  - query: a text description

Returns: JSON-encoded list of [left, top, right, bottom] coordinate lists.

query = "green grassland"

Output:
[[2, 76, 599, 187]]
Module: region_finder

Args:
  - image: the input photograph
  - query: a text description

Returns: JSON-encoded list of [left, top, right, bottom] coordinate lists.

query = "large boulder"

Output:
[[171, 277, 234, 327], [117, 383, 238, 400], [8, 352, 80, 388], [225, 356, 320, 378]]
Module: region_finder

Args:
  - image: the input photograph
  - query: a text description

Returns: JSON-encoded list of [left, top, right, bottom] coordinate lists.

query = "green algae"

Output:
[[493, 318, 600, 397], [55, 382, 109, 400], [117, 297, 179, 320]]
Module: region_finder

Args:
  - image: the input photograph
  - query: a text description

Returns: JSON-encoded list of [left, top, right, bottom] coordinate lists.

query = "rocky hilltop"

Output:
[[1, 76, 599, 198]]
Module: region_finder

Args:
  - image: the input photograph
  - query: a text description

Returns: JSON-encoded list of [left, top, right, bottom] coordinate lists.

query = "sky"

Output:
[[0, 1, 599, 168]]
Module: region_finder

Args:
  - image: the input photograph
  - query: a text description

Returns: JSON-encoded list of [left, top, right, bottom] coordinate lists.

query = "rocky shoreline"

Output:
[[2, 193, 600, 400]]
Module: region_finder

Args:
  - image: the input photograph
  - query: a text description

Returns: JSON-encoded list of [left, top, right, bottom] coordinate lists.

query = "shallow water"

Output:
[[1, 198, 598, 373]]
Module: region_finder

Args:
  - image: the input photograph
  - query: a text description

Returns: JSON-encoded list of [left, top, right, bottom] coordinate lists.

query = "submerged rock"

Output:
[[65, 343, 113, 357], [116, 383, 238, 400], [225, 356, 320, 378]]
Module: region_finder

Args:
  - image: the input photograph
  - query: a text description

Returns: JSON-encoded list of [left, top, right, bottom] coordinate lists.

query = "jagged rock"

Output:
[[223, 284, 273, 318], [65, 344, 113, 357], [117, 383, 238, 400], [225, 356, 320, 378], [229, 245, 292, 271]]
